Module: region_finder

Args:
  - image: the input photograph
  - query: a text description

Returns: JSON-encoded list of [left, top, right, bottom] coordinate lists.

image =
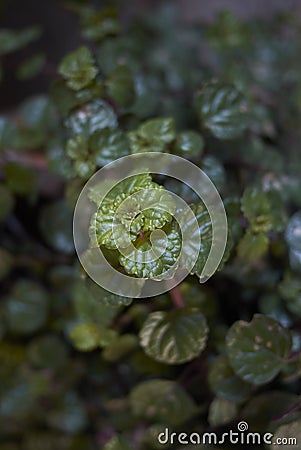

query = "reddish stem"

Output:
[[169, 284, 185, 309]]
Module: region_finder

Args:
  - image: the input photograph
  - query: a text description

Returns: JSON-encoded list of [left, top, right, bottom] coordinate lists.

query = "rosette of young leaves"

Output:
[[119, 221, 181, 279], [195, 82, 249, 139], [89, 173, 175, 250], [226, 314, 292, 385], [128, 117, 175, 153]]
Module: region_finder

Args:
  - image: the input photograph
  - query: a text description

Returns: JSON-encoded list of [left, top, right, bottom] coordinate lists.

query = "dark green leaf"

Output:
[[208, 355, 253, 403], [195, 82, 249, 139], [173, 130, 204, 158], [81, 7, 119, 42], [90, 128, 129, 166], [128, 117, 175, 153], [58, 46, 98, 91], [69, 323, 105, 352], [237, 231, 269, 261], [139, 307, 208, 364], [129, 379, 198, 426], [106, 65, 135, 107], [226, 314, 292, 385], [0, 26, 42, 55], [208, 398, 237, 427], [102, 334, 138, 362], [66, 100, 117, 136]]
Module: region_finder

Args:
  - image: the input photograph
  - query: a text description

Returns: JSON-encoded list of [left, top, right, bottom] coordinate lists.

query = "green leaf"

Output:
[[16, 53, 45, 80], [180, 204, 216, 280], [102, 334, 138, 362], [139, 307, 208, 364], [5, 280, 49, 335], [66, 99, 117, 136], [39, 200, 74, 254], [69, 322, 117, 352], [208, 355, 253, 403], [81, 7, 120, 42], [237, 231, 269, 261], [242, 186, 270, 220], [90, 128, 130, 166], [47, 141, 76, 179], [202, 155, 226, 192], [208, 398, 237, 427], [279, 272, 301, 318], [28, 335, 68, 370], [173, 130, 204, 158], [0, 184, 14, 222], [66, 135, 88, 160], [226, 314, 292, 385], [73, 280, 123, 323], [195, 82, 249, 139], [103, 436, 133, 450], [90, 173, 175, 250], [128, 117, 175, 153], [129, 379, 198, 426], [106, 65, 135, 107], [119, 221, 181, 279], [50, 79, 81, 117], [4, 162, 37, 196], [0, 26, 42, 55], [58, 46, 98, 91]]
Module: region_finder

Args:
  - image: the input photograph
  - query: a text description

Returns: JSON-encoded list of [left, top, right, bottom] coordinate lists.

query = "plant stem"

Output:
[[169, 284, 185, 309]]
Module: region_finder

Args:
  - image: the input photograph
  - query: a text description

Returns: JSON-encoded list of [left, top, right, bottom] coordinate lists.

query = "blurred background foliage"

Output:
[[1, 0, 301, 449]]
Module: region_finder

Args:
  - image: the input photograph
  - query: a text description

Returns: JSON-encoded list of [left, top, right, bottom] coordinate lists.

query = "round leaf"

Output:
[[195, 82, 249, 140], [58, 46, 98, 91], [129, 379, 198, 426], [208, 355, 253, 403], [226, 314, 292, 385], [139, 307, 208, 364]]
